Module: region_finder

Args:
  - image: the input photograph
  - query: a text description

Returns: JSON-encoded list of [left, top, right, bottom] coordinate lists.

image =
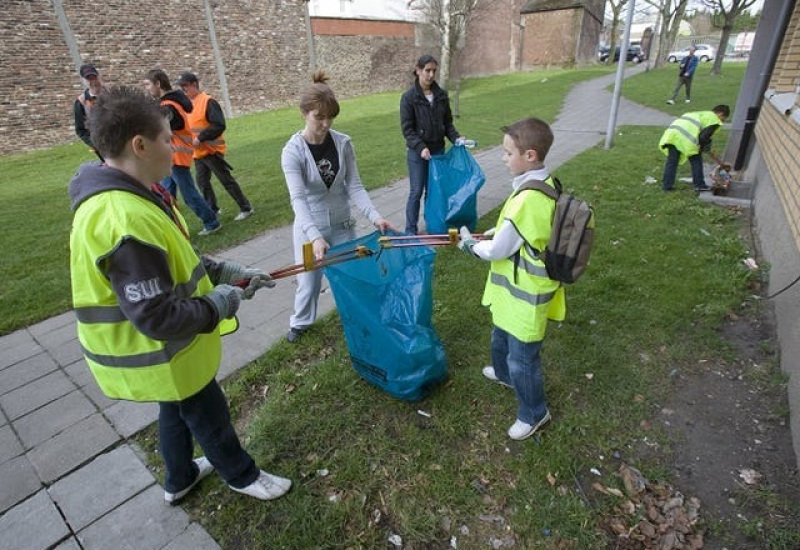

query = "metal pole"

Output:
[[604, 0, 636, 150], [203, 0, 233, 118]]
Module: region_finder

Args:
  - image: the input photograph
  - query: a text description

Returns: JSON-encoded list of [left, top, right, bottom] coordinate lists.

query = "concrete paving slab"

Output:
[[0, 352, 58, 395], [0, 369, 77, 421], [49, 445, 156, 532], [27, 311, 76, 337], [80, 378, 116, 410], [0, 454, 41, 514], [104, 400, 159, 438], [161, 522, 222, 550], [48, 338, 84, 367], [0, 423, 23, 464], [0, 490, 69, 550], [15, 390, 96, 449], [27, 413, 119, 483], [0, 329, 36, 353], [30, 322, 79, 349], [77, 485, 191, 550], [53, 537, 82, 550], [63, 359, 95, 388]]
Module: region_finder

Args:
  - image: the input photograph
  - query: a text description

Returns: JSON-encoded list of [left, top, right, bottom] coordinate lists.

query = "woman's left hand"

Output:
[[374, 218, 398, 234]]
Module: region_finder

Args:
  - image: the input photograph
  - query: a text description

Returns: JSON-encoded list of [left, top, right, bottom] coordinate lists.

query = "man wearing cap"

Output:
[[176, 72, 254, 222], [74, 63, 106, 161], [143, 69, 222, 236]]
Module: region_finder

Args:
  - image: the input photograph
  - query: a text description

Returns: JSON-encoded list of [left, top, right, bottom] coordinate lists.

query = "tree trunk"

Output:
[[440, 0, 452, 88], [711, 23, 733, 75]]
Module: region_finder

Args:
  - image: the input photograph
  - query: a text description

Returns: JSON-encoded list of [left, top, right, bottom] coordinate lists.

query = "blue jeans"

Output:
[[490, 326, 548, 425], [159, 379, 259, 492], [405, 148, 442, 234], [662, 145, 705, 191], [161, 166, 220, 231]]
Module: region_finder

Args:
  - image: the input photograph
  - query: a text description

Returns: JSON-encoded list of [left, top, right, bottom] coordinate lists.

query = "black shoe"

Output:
[[286, 327, 305, 343]]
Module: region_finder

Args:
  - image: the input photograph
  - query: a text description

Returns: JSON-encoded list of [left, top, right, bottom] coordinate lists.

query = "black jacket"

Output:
[[400, 80, 459, 154]]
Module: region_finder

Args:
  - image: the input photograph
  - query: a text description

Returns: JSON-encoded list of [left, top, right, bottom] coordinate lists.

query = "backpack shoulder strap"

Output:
[[513, 177, 561, 200]]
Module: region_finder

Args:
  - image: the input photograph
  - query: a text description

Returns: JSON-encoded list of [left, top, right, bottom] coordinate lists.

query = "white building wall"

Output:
[[308, 0, 417, 21]]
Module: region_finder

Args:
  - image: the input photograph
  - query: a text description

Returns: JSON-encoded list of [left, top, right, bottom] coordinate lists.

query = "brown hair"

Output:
[[501, 117, 554, 161], [299, 71, 340, 118]]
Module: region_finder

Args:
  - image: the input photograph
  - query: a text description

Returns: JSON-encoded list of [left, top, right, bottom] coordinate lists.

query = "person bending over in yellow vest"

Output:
[[68, 86, 291, 504], [457, 117, 564, 441], [659, 104, 730, 193]]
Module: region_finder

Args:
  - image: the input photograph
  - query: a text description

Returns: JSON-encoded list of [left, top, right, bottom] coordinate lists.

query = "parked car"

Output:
[[599, 44, 644, 63], [667, 43, 716, 63]]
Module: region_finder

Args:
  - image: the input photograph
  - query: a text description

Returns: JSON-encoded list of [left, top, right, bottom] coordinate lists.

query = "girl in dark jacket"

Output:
[[399, 55, 464, 235]]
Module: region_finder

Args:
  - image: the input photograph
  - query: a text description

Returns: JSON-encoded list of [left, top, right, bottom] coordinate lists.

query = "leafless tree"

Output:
[[604, 0, 630, 64], [407, 0, 484, 87], [644, 0, 691, 68], [700, 0, 758, 74]]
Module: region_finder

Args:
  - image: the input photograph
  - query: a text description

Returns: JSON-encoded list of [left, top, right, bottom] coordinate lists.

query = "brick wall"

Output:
[[311, 18, 420, 99], [520, 2, 603, 68], [455, 0, 524, 77]]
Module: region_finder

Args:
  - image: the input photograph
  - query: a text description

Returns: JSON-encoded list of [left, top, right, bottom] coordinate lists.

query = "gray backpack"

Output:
[[514, 178, 595, 284]]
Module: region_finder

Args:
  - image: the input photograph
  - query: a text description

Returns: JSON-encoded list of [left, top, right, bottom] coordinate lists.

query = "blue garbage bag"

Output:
[[425, 145, 486, 235], [324, 231, 448, 401]]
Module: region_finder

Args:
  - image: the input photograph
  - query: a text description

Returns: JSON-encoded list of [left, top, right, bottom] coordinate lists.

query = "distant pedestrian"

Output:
[[73, 63, 107, 161], [143, 69, 222, 236], [69, 85, 290, 504], [400, 54, 466, 235], [281, 71, 396, 343], [666, 46, 698, 105], [457, 117, 563, 441], [659, 104, 730, 192], [176, 72, 254, 221]]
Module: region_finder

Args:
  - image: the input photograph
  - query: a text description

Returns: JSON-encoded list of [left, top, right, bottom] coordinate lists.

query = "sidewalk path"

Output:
[[0, 66, 671, 550]]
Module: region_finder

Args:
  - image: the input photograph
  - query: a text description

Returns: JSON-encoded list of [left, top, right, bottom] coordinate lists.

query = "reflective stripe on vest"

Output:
[[659, 111, 721, 165], [481, 176, 565, 342], [71, 189, 226, 401], [161, 98, 195, 167], [187, 92, 226, 159]]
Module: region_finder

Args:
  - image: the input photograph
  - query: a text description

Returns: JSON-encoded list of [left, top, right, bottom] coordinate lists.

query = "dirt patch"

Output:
[[660, 302, 800, 549]]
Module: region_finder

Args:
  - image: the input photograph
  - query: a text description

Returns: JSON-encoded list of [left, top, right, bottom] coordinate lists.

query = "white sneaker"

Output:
[[230, 470, 292, 500], [665, 99, 675, 105], [234, 209, 254, 221], [164, 457, 215, 504], [197, 224, 222, 236], [482, 366, 512, 388], [685, 99, 691, 103], [508, 410, 551, 441]]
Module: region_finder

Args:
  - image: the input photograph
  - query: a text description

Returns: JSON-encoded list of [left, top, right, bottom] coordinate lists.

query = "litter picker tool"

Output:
[[234, 242, 375, 289], [377, 228, 489, 249]]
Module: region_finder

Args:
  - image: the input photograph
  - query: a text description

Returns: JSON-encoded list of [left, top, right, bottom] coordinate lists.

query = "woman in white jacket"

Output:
[[282, 71, 396, 343]]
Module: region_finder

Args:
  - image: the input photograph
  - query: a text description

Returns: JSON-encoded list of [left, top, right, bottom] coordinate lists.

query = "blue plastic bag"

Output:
[[425, 145, 486, 234], [324, 231, 448, 401]]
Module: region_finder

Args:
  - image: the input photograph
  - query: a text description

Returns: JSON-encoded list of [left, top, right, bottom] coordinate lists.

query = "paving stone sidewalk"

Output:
[[0, 67, 671, 550]]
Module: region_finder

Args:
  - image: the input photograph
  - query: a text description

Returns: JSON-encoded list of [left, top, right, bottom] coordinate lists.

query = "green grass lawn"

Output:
[[0, 66, 613, 335]]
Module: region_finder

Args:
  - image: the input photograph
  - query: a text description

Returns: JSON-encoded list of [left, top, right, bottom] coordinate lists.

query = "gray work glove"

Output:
[[217, 261, 275, 298], [458, 226, 477, 255], [205, 284, 244, 319]]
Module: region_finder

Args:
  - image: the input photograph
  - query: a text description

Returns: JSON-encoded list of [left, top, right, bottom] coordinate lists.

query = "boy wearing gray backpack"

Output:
[[458, 117, 566, 440]]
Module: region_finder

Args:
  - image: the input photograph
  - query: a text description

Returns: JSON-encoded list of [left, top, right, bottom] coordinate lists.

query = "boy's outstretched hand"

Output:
[[458, 226, 477, 255]]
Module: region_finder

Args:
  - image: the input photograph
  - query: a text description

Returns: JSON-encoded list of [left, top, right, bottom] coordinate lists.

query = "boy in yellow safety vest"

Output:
[[457, 117, 565, 440], [69, 86, 291, 504]]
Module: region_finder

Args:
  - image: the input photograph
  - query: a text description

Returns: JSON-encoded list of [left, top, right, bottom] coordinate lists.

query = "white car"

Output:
[[667, 44, 716, 63]]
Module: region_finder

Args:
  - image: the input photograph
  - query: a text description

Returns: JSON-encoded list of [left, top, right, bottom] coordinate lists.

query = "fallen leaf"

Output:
[[739, 468, 763, 485], [547, 472, 557, 486], [585, 373, 594, 380]]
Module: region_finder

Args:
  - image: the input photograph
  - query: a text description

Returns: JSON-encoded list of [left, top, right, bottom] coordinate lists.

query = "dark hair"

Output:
[[144, 69, 171, 92], [89, 86, 168, 159], [501, 117, 554, 161], [713, 104, 731, 118], [299, 71, 340, 118], [415, 54, 438, 69]]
